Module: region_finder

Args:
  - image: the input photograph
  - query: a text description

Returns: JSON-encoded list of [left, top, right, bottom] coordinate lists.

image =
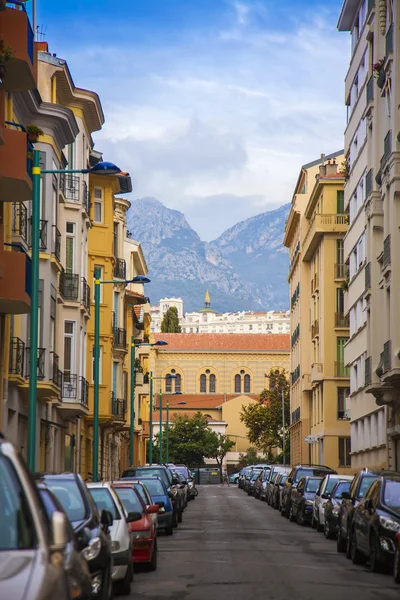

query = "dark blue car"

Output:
[[122, 476, 174, 535]]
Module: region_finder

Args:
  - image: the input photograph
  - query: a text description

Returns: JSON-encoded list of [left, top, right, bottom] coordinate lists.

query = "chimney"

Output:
[[319, 164, 327, 177], [325, 160, 339, 176], [36, 41, 49, 53]]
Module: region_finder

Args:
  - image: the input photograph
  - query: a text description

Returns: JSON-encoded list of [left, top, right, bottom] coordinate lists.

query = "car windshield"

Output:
[[383, 480, 400, 512], [359, 475, 378, 498], [280, 475, 288, 485], [333, 481, 351, 499], [125, 468, 170, 488], [45, 478, 86, 523], [251, 473, 259, 481], [140, 479, 166, 496], [173, 466, 189, 479], [325, 478, 341, 494], [114, 487, 144, 513], [0, 454, 36, 550], [306, 479, 322, 493], [89, 488, 121, 520]]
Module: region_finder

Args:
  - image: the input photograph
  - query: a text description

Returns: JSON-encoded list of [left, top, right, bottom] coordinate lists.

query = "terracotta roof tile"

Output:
[[153, 333, 290, 352], [152, 410, 225, 422], [151, 393, 258, 410]]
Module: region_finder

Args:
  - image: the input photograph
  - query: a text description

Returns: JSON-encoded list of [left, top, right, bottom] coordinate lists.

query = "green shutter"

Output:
[[66, 237, 74, 273], [337, 191, 345, 214]]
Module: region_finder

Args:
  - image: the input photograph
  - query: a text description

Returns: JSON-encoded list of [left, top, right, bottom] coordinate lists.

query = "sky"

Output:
[[36, 0, 349, 241]]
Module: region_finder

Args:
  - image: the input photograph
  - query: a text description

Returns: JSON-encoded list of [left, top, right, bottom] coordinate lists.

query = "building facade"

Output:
[[284, 150, 344, 468], [338, 0, 396, 470]]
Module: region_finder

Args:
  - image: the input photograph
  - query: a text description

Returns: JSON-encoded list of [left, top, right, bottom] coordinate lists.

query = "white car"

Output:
[[88, 482, 141, 596], [312, 474, 353, 532]]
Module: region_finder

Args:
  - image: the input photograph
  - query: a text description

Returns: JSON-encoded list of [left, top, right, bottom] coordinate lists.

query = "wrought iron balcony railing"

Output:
[[25, 347, 45, 379], [113, 328, 127, 349], [79, 376, 89, 407], [111, 393, 125, 419], [12, 202, 28, 244], [61, 173, 80, 203], [383, 340, 392, 373], [50, 352, 63, 389], [9, 337, 25, 376], [28, 219, 48, 251], [114, 258, 126, 280], [81, 277, 91, 312], [291, 407, 300, 425], [52, 226, 61, 262], [334, 263, 346, 279], [60, 272, 79, 301], [63, 373, 77, 399]]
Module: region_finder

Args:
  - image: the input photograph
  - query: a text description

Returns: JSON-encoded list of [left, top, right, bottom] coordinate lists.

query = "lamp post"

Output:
[[166, 396, 184, 463], [92, 274, 150, 482], [148, 374, 176, 465], [28, 150, 121, 472]]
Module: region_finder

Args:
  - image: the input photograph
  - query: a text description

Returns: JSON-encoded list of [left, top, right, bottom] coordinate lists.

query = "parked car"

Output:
[[88, 482, 141, 595], [112, 483, 159, 571], [0, 436, 74, 600], [122, 465, 182, 525], [247, 470, 261, 496], [289, 476, 323, 525], [229, 472, 240, 484], [349, 473, 400, 574], [266, 468, 290, 505], [312, 474, 353, 532], [38, 472, 113, 600], [173, 471, 189, 509], [254, 468, 270, 500], [127, 482, 159, 530], [37, 483, 93, 600], [337, 469, 379, 556], [281, 465, 337, 518], [323, 480, 353, 539], [272, 472, 290, 510], [238, 467, 250, 489], [128, 477, 174, 536]]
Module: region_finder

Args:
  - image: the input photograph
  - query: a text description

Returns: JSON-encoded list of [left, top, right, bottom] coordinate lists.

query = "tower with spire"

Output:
[[198, 289, 216, 314]]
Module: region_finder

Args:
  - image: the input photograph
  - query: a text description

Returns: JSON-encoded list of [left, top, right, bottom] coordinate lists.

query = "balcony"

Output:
[[302, 214, 348, 261], [335, 361, 350, 378], [50, 352, 63, 389], [334, 263, 346, 279], [82, 181, 90, 214], [9, 337, 25, 377], [366, 75, 374, 105], [365, 169, 373, 199], [365, 262, 371, 290], [60, 374, 89, 415], [311, 363, 323, 383], [0, 244, 31, 313], [382, 340, 392, 374], [111, 393, 125, 420], [59, 272, 79, 301], [81, 278, 91, 312], [386, 23, 393, 56], [79, 377, 89, 407], [311, 320, 319, 338], [61, 174, 80, 203], [52, 226, 61, 262], [311, 273, 319, 294], [12, 202, 28, 245], [0, 5, 36, 92], [25, 347, 45, 380], [301, 374, 312, 392], [28, 219, 48, 251], [365, 356, 372, 386], [383, 235, 391, 269], [335, 312, 349, 328], [114, 258, 126, 280], [381, 131, 392, 171], [0, 128, 32, 202], [62, 373, 77, 400], [113, 328, 127, 350]]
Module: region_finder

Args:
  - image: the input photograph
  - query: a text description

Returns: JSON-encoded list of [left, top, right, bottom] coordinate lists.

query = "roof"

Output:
[[152, 410, 226, 422], [152, 393, 258, 410], [319, 173, 345, 180], [153, 333, 290, 352]]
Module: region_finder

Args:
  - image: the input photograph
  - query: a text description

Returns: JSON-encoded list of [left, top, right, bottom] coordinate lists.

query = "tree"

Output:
[[205, 432, 235, 480], [161, 307, 181, 333], [235, 447, 271, 471], [240, 368, 290, 464]]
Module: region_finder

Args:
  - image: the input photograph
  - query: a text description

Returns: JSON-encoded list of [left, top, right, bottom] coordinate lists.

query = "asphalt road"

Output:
[[126, 485, 399, 600]]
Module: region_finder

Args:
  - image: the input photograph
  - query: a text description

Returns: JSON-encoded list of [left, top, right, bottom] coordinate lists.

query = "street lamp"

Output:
[[148, 374, 176, 465], [129, 338, 167, 467], [28, 149, 121, 472], [92, 273, 151, 482], [165, 393, 183, 463]]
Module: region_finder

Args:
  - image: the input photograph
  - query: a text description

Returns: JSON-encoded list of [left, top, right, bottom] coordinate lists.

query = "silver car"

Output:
[[0, 435, 71, 600]]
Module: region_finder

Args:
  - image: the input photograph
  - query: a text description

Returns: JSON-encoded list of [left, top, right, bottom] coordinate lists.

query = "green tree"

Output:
[[156, 412, 214, 467], [205, 432, 235, 480], [235, 447, 271, 470], [160, 306, 181, 333], [240, 368, 290, 464]]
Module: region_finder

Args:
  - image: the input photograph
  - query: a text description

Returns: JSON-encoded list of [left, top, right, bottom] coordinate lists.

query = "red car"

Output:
[[113, 482, 159, 570]]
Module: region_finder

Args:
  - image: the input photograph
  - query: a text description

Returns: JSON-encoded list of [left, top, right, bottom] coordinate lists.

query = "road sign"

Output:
[[305, 435, 318, 443]]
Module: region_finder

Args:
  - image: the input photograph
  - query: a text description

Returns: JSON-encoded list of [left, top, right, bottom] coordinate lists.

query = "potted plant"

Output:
[[0, 40, 14, 80], [134, 358, 143, 372], [339, 158, 350, 182], [373, 59, 385, 89], [26, 124, 44, 143]]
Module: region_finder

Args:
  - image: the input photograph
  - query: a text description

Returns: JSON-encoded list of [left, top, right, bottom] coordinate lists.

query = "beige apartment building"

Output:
[[284, 150, 344, 467], [338, 0, 398, 470]]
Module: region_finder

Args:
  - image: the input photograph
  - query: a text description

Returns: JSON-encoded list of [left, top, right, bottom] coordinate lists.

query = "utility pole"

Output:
[[282, 386, 285, 467]]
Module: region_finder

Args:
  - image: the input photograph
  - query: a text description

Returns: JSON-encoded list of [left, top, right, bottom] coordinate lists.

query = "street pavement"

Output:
[[126, 485, 399, 600]]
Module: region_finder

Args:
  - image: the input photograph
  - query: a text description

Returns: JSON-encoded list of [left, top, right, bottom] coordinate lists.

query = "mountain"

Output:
[[126, 198, 290, 313]]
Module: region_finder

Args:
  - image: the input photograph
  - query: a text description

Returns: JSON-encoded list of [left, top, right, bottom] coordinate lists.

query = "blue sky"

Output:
[[36, 0, 349, 240]]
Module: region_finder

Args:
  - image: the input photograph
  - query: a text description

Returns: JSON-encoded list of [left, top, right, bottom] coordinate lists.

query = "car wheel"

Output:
[[178, 510, 183, 524], [324, 519, 332, 539], [337, 528, 346, 553], [297, 508, 304, 526], [316, 514, 323, 533], [115, 563, 132, 597], [346, 527, 352, 559], [369, 533, 383, 573], [148, 540, 158, 571], [351, 530, 365, 565], [172, 511, 179, 528], [289, 505, 296, 522], [393, 547, 400, 583]]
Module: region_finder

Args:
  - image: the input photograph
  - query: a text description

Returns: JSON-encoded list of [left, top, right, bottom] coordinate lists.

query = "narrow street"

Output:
[[128, 486, 399, 600]]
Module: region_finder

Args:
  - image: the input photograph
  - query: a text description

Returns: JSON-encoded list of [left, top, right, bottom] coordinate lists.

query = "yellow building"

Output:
[[150, 332, 290, 466], [284, 152, 352, 472]]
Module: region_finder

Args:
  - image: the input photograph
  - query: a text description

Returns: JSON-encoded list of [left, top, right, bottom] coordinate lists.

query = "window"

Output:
[[64, 321, 75, 376], [235, 374, 241, 393], [175, 374, 181, 393], [113, 222, 119, 257], [200, 374, 206, 393], [92, 345, 103, 384], [338, 437, 351, 467], [93, 188, 103, 223], [337, 191, 345, 214], [337, 387, 350, 419], [166, 374, 172, 393], [93, 266, 104, 303], [209, 374, 216, 393], [244, 374, 251, 393], [66, 222, 75, 274]]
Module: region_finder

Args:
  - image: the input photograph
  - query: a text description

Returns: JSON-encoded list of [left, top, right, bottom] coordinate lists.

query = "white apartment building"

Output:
[[338, 0, 399, 470]]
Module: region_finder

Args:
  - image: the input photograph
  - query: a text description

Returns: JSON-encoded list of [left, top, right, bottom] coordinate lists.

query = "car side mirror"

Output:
[[171, 477, 180, 486], [321, 493, 330, 500], [101, 509, 114, 530], [126, 511, 142, 523], [51, 511, 68, 552], [364, 499, 373, 511], [341, 491, 351, 500], [147, 504, 160, 514]]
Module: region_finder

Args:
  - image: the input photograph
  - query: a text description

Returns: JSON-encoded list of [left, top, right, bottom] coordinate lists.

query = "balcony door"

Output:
[[66, 222, 75, 274], [113, 361, 118, 397], [64, 321, 75, 380], [113, 292, 119, 329]]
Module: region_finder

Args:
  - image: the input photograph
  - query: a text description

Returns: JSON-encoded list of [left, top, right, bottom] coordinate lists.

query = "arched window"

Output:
[[165, 374, 172, 393], [200, 374, 207, 393], [209, 374, 216, 393], [235, 374, 241, 393], [244, 374, 251, 393], [175, 374, 181, 393]]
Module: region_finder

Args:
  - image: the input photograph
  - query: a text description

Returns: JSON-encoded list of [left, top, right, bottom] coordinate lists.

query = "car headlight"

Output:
[[132, 530, 152, 540], [379, 516, 400, 532], [332, 506, 340, 515], [81, 537, 101, 561], [305, 500, 314, 506], [157, 506, 165, 513], [110, 540, 121, 552]]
